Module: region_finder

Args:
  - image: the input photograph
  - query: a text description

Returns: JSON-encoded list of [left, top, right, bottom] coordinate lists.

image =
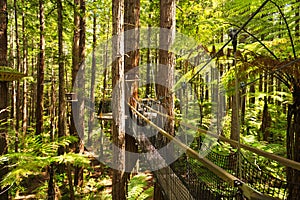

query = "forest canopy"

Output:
[[0, 0, 300, 199]]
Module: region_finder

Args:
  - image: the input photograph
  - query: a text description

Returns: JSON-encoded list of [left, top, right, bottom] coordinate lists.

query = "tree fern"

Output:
[[0, 134, 89, 189]]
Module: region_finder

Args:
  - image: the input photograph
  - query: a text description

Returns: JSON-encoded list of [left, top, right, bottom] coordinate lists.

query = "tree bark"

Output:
[[88, 1, 97, 147], [286, 3, 300, 198], [22, 0, 28, 141], [124, 0, 140, 193], [74, 0, 85, 187], [230, 61, 239, 142], [70, 0, 80, 140], [57, 0, 66, 156], [261, 96, 271, 141], [0, 0, 8, 198], [156, 0, 175, 138], [249, 73, 255, 105], [154, 0, 175, 199], [112, 0, 126, 199], [71, 0, 80, 189], [287, 85, 300, 199], [145, 12, 152, 97], [230, 91, 239, 141], [295, 0, 300, 38], [14, 0, 21, 152], [35, 0, 45, 135]]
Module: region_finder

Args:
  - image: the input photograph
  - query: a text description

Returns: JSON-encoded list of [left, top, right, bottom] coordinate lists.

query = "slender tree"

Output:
[[36, 0, 45, 135], [71, 0, 80, 189], [124, 0, 140, 190], [70, 0, 80, 139], [0, 0, 8, 198], [112, 0, 126, 199], [21, 0, 28, 140], [156, 0, 176, 136], [47, 68, 56, 200], [88, 0, 97, 147], [154, 0, 176, 198], [57, 0, 66, 156], [74, 0, 86, 187], [13, 0, 21, 152], [145, 0, 152, 96]]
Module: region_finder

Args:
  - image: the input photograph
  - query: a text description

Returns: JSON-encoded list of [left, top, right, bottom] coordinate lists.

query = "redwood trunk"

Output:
[[88, 1, 97, 147], [22, 0, 28, 139], [154, 0, 176, 199], [70, 0, 80, 140], [112, 0, 126, 199], [14, 0, 21, 152], [57, 0, 66, 155], [36, 0, 45, 135], [124, 0, 140, 188], [74, 0, 85, 187], [0, 0, 8, 198]]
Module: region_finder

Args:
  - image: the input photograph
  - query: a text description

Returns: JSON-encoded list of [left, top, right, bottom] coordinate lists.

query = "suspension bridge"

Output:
[[93, 0, 300, 198], [124, 99, 300, 200]]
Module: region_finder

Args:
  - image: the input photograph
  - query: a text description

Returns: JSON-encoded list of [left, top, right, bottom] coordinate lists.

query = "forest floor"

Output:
[[13, 156, 154, 200]]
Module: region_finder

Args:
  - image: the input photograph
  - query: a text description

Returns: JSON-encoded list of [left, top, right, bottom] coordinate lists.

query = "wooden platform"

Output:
[[0, 71, 25, 81], [97, 113, 113, 120]]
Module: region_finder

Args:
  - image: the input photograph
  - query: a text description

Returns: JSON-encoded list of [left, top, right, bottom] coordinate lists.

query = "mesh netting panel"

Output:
[[240, 153, 293, 199], [203, 150, 299, 200], [153, 166, 195, 200], [206, 151, 238, 175], [171, 155, 240, 200]]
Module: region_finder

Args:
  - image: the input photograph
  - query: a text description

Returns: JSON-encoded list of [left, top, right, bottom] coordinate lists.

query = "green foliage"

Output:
[[0, 67, 23, 74], [0, 134, 89, 188], [3, 0, 300, 198], [127, 174, 153, 200]]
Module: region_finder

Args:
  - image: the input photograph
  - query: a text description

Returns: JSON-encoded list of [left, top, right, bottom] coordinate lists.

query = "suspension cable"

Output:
[[241, 57, 300, 89], [188, 0, 270, 82], [128, 102, 277, 200], [132, 99, 300, 171]]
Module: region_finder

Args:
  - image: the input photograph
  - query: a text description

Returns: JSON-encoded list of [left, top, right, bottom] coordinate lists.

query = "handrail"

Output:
[[134, 99, 300, 171], [128, 103, 277, 200]]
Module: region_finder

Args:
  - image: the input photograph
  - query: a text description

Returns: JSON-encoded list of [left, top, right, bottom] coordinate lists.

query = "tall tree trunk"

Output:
[[71, 0, 80, 187], [287, 85, 300, 199], [47, 68, 56, 200], [154, 0, 175, 199], [88, 0, 97, 147], [14, 0, 20, 152], [57, 0, 66, 156], [22, 0, 28, 140], [240, 75, 247, 128], [261, 96, 271, 141], [230, 91, 239, 141], [36, 0, 45, 135], [249, 73, 255, 105], [99, 20, 110, 158], [295, 0, 300, 38], [0, 0, 8, 198], [74, 0, 86, 187], [286, 2, 300, 198], [71, 0, 81, 190], [156, 0, 175, 139], [47, 164, 55, 200], [70, 0, 80, 141], [145, 0, 152, 97], [230, 63, 239, 141], [112, 0, 126, 199], [29, 40, 36, 127], [124, 0, 140, 191], [145, 27, 151, 96]]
